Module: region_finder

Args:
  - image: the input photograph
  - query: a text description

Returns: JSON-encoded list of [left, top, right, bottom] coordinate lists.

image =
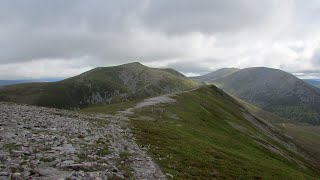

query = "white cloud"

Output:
[[0, 58, 92, 80]]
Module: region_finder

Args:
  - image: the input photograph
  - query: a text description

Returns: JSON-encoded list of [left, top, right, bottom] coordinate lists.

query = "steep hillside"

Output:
[[191, 68, 239, 82], [0, 62, 198, 109], [234, 95, 320, 168], [209, 67, 320, 125], [128, 86, 319, 179]]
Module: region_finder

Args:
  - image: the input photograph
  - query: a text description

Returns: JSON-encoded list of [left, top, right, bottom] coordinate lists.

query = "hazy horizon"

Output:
[[1, 62, 320, 81]]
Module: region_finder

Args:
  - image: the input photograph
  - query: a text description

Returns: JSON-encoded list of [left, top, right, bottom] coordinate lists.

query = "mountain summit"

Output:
[[0, 62, 198, 109]]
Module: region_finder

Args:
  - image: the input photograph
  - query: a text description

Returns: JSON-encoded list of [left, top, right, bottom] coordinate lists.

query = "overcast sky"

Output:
[[1, 0, 320, 79]]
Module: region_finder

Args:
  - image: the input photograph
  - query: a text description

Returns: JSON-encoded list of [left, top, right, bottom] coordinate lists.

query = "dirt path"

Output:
[[134, 95, 176, 109], [111, 94, 178, 179], [104, 112, 167, 180]]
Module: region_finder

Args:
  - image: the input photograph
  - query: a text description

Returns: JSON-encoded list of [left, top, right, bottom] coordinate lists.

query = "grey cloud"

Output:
[[162, 60, 212, 75], [0, 0, 184, 65], [311, 49, 320, 65], [140, 0, 274, 34], [1, 0, 320, 79], [0, 0, 141, 30]]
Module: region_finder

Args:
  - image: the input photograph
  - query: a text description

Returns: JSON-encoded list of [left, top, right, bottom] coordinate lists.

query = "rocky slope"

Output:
[[0, 102, 166, 180], [199, 67, 320, 125], [0, 62, 198, 109]]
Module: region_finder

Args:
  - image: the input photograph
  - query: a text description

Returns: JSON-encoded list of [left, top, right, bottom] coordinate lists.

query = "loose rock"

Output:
[[0, 101, 166, 179]]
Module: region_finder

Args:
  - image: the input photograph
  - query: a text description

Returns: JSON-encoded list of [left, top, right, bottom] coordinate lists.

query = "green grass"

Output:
[[278, 123, 320, 168], [271, 106, 320, 125], [97, 148, 111, 156], [129, 86, 320, 179], [2, 143, 18, 153], [235, 95, 320, 169]]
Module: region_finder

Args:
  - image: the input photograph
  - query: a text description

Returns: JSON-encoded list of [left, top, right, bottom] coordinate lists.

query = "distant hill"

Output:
[[304, 79, 320, 89], [191, 68, 239, 82], [197, 67, 320, 125], [0, 79, 62, 86], [0, 80, 31, 86], [0, 62, 198, 109]]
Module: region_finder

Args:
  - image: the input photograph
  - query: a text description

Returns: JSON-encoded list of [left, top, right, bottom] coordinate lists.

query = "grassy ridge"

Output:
[[129, 86, 319, 179]]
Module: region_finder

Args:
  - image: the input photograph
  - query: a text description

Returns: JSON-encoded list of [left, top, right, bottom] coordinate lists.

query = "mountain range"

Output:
[[0, 78, 62, 86], [195, 67, 320, 125]]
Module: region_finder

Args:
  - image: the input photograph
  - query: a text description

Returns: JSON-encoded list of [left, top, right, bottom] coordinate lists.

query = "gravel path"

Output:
[[134, 95, 176, 109]]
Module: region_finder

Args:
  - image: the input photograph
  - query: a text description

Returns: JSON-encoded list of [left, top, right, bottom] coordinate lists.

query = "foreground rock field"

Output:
[[0, 102, 165, 180]]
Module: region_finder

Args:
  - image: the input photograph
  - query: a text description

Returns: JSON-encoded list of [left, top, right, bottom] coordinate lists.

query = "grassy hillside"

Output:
[[207, 67, 320, 125], [278, 123, 320, 167], [0, 62, 198, 109], [234, 95, 320, 168], [129, 86, 319, 179]]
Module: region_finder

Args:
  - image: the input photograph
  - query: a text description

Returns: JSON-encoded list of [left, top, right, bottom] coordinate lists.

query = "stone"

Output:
[[83, 162, 93, 167], [35, 167, 60, 176], [166, 173, 174, 178], [22, 171, 31, 177], [51, 144, 76, 154], [68, 164, 83, 170], [89, 173, 95, 179], [0, 154, 8, 162], [13, 150, 30, 155], [0, 172, 9, 176], [111, 165, 119, 173], [12, 172, 21, 179]]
